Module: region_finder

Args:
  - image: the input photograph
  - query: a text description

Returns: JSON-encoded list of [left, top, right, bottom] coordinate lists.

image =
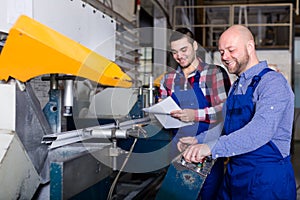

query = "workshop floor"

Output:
[[292, 141, 300, 199]]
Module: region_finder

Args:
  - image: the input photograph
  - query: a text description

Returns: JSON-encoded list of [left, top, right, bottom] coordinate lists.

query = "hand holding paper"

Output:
[[169, 109, 196, 122], [143, 96, 193, 129]]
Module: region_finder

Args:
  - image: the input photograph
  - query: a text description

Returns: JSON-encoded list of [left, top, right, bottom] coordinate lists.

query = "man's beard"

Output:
[[180, 54, 195, 69], [180, 62, 192, 69], [236, 54, 250, 75]]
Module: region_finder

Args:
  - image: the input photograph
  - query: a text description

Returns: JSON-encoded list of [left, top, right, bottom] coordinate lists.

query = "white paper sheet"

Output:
[[143, 96, 193, 129]]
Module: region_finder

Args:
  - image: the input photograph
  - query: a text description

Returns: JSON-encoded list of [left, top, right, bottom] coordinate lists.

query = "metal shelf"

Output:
[[173, 3, 293, 51]]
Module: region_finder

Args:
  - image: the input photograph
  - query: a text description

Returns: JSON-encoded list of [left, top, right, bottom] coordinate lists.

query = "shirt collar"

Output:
[[240, 61, 268, 80]]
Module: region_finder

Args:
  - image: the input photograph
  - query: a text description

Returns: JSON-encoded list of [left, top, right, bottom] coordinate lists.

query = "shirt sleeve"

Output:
[[211, 72, 294, 159], [196, 122, 224, 145], [195, 66, 231, 123]]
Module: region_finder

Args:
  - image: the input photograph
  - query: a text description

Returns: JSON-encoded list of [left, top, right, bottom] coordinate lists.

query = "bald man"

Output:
[[178, 25, 296, 199]]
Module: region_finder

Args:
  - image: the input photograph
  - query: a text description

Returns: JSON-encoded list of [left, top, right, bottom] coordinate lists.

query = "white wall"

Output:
[[213, 50, 292, 84], [0, 0, 116, 61]]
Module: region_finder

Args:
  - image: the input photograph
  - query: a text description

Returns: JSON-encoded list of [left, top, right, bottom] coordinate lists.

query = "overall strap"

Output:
[[228, 78, 239, 97], [246, 68, 273, 95], [193, 71, 210, 107], [192, 70, 201, 89]]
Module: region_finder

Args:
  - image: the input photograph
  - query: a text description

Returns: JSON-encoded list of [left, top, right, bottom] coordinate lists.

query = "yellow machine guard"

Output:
[[0, 15, 132, 88], [154, 73, 164, 87]]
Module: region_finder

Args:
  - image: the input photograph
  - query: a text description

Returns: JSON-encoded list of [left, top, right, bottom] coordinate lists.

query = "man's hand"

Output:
[[182, 144, 212, 163], [170, 109, 196, 122], [177, 137, 198, 152]]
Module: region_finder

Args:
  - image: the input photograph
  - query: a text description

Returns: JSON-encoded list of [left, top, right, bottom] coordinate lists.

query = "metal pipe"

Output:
[[149, 75, 154, 106], [50, 74, 58, 90], [90, 129, 127, 138], [63, 79, 73, 116], [297, 0, 299, 16]]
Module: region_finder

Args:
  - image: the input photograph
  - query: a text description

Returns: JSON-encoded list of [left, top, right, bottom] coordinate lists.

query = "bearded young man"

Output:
[[159, 28, 231, 199]]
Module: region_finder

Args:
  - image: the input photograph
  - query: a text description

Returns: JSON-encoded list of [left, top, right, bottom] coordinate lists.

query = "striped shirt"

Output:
[[159, 59, 231, 123]]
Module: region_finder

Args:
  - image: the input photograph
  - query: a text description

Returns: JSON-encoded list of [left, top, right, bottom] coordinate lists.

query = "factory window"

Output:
[[232, 4, 292, 49], [173, 4, 293, 51]]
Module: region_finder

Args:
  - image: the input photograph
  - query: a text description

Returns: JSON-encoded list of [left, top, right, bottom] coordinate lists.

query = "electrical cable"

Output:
[[106, 138, 138, 200]]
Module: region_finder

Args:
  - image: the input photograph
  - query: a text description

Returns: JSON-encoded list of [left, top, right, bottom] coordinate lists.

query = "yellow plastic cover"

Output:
[[0, 15, 132, 88], [154, 73, 164, 87]]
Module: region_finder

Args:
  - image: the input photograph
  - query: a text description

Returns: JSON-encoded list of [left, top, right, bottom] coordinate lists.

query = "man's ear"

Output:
[[193, 40, 198, 51], [247, 39, 255, 54]]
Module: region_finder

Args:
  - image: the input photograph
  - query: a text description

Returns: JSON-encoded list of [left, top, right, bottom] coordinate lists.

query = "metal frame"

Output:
[[173, 3, 293, 51]]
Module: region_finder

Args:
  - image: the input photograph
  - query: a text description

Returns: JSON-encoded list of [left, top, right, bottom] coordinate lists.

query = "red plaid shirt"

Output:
[[159, 60, 231, 123]]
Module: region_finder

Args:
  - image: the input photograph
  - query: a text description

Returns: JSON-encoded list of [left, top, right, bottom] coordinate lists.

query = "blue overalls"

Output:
[[220, 68, 296, 199], [170, 70, 224, 200]]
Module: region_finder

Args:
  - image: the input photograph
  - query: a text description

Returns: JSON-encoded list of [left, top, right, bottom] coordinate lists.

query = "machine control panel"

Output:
[[177, 156, 215, 177]]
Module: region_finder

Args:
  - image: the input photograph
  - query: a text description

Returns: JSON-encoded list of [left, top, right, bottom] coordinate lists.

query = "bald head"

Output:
[[220, 25, 254, 45], [218, 25, 259, 75]]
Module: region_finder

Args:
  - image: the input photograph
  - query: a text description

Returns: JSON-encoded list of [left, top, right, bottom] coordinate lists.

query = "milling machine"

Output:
[[0, 12, 171, 200]]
